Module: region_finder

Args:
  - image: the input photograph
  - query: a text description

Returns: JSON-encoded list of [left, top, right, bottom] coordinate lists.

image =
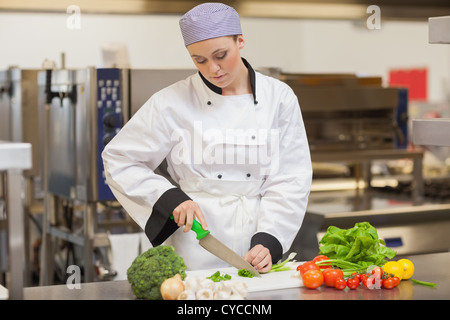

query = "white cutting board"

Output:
[[186, 263, 303, 292]]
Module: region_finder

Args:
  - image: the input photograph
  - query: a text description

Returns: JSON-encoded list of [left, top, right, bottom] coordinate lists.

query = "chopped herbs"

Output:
[[207, 271, 232, 282]]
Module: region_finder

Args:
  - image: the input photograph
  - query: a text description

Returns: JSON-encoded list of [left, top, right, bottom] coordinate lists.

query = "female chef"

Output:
[[102, 2, 312, 273]]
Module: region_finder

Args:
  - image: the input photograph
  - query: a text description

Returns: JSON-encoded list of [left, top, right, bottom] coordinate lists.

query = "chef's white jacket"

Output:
[[102, 59, 312, 270]]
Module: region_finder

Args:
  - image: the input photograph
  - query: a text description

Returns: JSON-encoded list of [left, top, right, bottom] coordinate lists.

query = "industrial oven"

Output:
[[38, 67, 195, 283], [280, 73, 408, 151], [38, 67, 195, 202]]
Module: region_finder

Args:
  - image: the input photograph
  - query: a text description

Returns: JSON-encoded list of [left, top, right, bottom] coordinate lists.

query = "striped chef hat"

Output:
[[179, 2, 242, 47]]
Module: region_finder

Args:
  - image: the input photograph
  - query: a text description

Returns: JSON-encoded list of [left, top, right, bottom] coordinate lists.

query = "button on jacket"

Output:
[[102, 59, 312, 270]]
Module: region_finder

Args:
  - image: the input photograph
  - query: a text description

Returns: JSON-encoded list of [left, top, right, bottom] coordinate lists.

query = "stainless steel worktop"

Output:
[[22, 252, 449, 300]]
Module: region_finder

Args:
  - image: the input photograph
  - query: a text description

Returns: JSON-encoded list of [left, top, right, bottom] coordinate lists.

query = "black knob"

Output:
[[103, 114, 118, 128]]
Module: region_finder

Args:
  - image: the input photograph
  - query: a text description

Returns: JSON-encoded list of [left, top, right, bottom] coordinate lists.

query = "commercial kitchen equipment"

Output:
[[287, 18, 450, 261], [0, 141, 32, 299], [281, 73, 408, 151], [279, 73, 424, 199], [38, 67, 195, 284], [0, 68, 42, 185], [0, 71, 11, 141], [0, 68, 42, 287]]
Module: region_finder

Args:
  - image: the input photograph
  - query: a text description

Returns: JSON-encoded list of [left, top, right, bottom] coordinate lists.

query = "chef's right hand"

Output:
[[172, 200, 208, 233]]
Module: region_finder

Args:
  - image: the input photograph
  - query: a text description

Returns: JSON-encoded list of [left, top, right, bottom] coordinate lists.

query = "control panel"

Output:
[[96, 68, 123, 201]]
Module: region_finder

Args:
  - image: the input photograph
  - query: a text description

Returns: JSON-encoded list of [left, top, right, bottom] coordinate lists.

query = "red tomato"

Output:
[[351, 272, 361, 282], [298, 261, 320, 276], [312, 255, 331, 269], [382, 277, 395, 289], [391, 276, 400, 287], [334, 277, 347, 290], [371, 267, 383, 277], [361, 273, 374, 288], [347, 277, 360, 290], [302, 269, 324, 289], [322, 268, 344, 287]]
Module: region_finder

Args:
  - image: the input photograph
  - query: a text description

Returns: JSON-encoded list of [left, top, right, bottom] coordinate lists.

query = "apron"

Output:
[[164, 177, 262, 270]]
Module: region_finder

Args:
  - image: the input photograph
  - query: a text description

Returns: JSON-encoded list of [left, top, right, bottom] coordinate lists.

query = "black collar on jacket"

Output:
[[198, 57, 258, 105]]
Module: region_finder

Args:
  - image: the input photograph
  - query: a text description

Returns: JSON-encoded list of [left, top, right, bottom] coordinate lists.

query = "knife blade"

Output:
[[172, 216, 261, 277]]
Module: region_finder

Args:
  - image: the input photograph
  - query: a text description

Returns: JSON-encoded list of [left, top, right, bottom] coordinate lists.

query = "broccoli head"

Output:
[[127, 245, 186, 300]]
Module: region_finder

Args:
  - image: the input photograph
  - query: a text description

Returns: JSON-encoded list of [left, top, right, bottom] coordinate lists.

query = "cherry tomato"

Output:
[[302, 269, 324, 289], [371, 266, 383, 277], [361, 273, 374, 288], [391, 276, 401, 287], [322, 268, 344, 287], [334, 277, 347, 290], [382, 277, 395, 289], [312, 255, 331, 269], [347, 277, 360, 290], [351, 272, 361, 282], [298, 261, 320, 276]]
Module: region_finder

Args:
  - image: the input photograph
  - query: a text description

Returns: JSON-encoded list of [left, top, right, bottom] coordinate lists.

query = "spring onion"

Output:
[[268, 252, 297, 273], [411, 279, 437, 287], [207, 271, 232, 282]]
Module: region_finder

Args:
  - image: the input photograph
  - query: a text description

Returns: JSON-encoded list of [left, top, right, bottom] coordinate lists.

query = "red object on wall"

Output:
[[388, 68, 427, 101]]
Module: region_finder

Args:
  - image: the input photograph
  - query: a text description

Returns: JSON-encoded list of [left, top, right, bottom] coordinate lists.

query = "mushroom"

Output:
[[199, 278, 215, 290], [196, 288, 214, 300], [184, 276, 199, 292], [177, 289, 196, 300], [214, 290, 231, 300], [231, 282, 248, 297]]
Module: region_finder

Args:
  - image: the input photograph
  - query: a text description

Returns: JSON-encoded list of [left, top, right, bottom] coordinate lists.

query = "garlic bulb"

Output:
[[177, 290, 196, 300], [196, 288, 214, 300], [160, 274, 185, 300]]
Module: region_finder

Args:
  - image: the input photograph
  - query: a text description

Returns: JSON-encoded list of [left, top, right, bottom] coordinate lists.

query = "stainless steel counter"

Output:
[[22, 252, 450, 300]]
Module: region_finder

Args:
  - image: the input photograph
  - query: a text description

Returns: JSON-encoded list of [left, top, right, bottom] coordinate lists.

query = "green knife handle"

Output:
[[191, 219, 210, 240], [170, 215, 210, 240]]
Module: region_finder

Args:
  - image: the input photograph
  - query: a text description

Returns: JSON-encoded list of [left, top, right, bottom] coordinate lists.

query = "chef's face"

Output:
[[187, 35, 245, 89]]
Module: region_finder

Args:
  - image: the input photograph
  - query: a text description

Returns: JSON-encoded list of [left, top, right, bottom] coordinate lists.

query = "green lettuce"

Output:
[[318, 222, 397, 268]]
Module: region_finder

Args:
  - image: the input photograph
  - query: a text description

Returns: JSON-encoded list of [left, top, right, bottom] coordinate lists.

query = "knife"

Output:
[[171, 216, 261, 277]]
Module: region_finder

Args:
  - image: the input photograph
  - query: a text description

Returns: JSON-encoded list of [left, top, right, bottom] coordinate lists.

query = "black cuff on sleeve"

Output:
[[144, 187, 191, 246], [250, 232, 283, 264]]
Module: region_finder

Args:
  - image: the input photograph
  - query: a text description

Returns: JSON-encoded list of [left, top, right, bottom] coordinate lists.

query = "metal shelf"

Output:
[[413, 118, 450, 147]]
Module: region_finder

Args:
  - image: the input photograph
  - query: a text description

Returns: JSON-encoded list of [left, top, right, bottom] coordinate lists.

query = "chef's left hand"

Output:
[[244, 244, 272, 273]]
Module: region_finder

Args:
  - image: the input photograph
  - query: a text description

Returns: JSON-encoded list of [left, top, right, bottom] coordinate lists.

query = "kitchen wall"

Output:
[[0, 11, 449, 102]]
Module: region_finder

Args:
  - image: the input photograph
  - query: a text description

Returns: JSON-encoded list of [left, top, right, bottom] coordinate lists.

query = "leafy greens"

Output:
[[318, 222, 396, 268]]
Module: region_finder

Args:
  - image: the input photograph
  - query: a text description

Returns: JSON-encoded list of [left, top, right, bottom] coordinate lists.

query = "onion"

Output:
[[160, 274, 185, 300]]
